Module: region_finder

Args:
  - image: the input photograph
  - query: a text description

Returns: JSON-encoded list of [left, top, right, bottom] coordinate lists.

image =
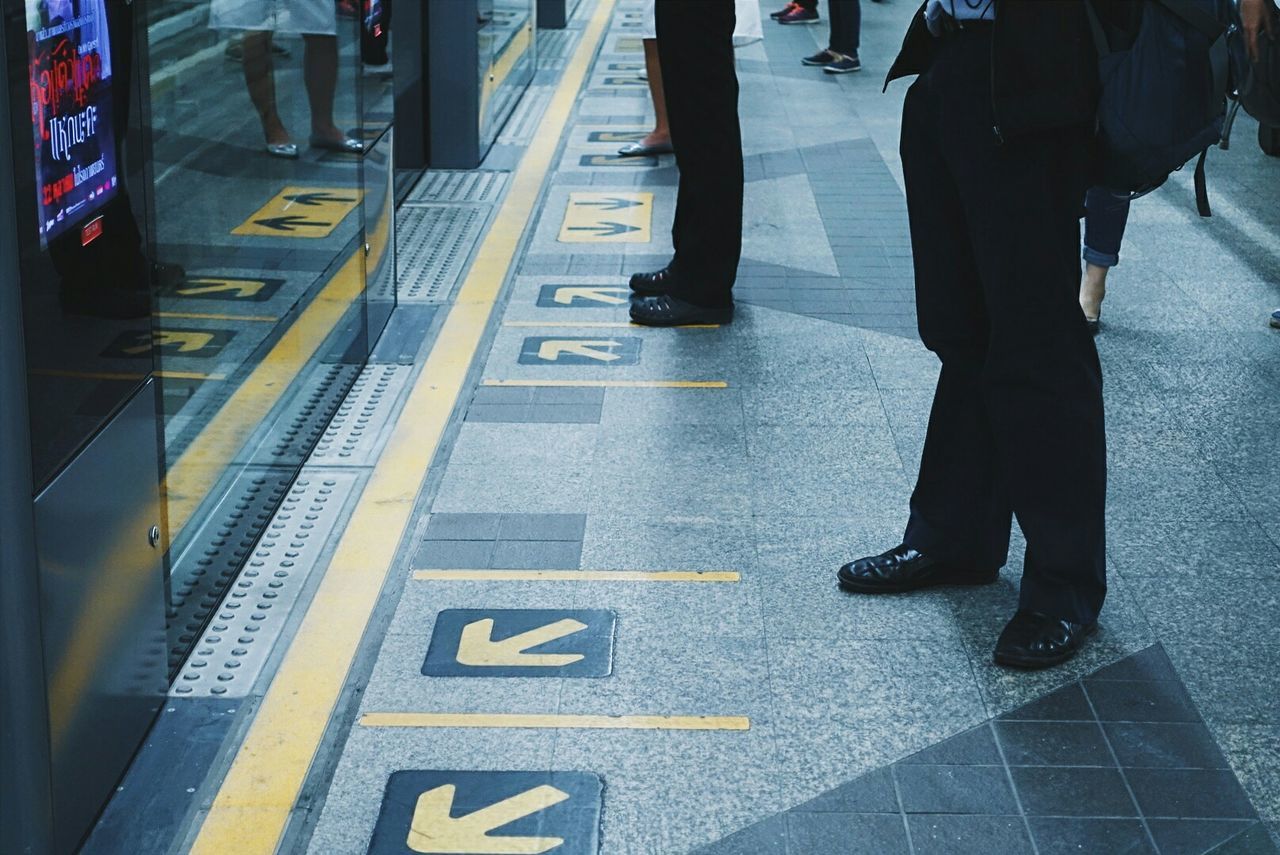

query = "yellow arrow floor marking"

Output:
[[177, 279, 267, 298], [363, 713, 752, 731], [122, 330, 215, 355], [408, 784, 569, 855], [536, 339, 622, 362], [552, 285, 629, 305], [414, 569, 740, 582], [558, 191, 652, 243], [457, 618, 588, 667]]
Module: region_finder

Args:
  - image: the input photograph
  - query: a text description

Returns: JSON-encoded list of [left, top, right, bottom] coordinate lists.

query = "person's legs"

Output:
[[936, 36, 1105, 627], [1080, 187, 1132, 323], [641, 39, 670, 148], [302, 34, 345, 141], [900, 64, 1013, 573], [827, 0, 861, 57], [241, 31, 289, 144], [653, 0, 743, 306]]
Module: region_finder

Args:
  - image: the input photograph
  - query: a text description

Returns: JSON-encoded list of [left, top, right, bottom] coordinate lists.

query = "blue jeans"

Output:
[[1083, 186, 1131, 268]]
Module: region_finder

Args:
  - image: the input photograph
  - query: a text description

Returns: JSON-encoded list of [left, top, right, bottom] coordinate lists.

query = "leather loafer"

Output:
[[994, 610, 1097, 670], [837, 544, 998, 594], [629, 266, 677, 296], [630, 295, 734, 326]]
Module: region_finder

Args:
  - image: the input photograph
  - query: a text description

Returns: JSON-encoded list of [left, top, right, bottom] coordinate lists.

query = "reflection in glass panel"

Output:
[[144, 0, 371, 671], [478, 0, 534, 150]]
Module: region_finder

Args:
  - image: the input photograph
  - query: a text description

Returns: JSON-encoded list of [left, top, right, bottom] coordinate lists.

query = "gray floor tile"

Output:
[[994, 720, 1113, 768], [1126, 768, 1259, 820], [788, 812, 912, 855], [907, 815, 1033, 855], [498, 513, 587, 542], [1147, 819, 1263, 855], [1009, 766, 1138, 817], [791, 766, 900, 813], [411, 539, 494, 569], [422, 512, 502, 541], [489, 539, 583, 569], [1028, 818, 1156, 855], [693, 814, 788, 855], [894, 764, 1019, 815], [1104, 722, 1230, 770], [900, 724, 1003, 766], [579, 513, 756, 572]]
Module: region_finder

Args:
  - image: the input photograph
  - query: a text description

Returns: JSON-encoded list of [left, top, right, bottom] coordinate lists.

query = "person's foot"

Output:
[[630, 295, 733, 326], [1079, 263, 1107, 333], [823, 54, 862, 73], [777, 4, 820, 24], [837, 544, 998, 594], [770, 2, 800, 20], [1270, 308, 1280, 329], [629, 266, 677, 297], [994, 610, 1097, 670], [802, 49, 837, 66], [618, 133, 672, 157]]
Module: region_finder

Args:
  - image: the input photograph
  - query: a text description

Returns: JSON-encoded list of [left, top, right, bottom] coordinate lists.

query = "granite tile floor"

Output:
[[300, 1, 1280, 852]]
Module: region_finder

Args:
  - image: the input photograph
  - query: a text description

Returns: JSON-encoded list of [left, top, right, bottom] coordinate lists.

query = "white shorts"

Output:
[[209, 0, 337, 35], [640, 0, 656, 39]]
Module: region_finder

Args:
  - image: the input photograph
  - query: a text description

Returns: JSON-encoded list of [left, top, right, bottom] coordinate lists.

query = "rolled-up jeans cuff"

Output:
[[1083, 245, 1118, 268]]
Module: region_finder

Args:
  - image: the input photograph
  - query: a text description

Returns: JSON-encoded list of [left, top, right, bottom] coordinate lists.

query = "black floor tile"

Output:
[[1085, 678, 1202, 723], [994, 720, 1113, 767], [894, 765, 1019, 815], [900, 724, 1003, 766], [1147, 819, 1261, 855], [1027, 817, 1156, 855], [1009, 766, 1138, 817], [793, 766, 899, 813], [787, 812, 912, 855], [1104, 722, 1230, 769], [1126, 768, 1259, 820], [907, 815, 1032, 855], [1000, 683, 1095, 722], [1208, 822, 1280, 854], [1085, 644, 1179, 682], [694, 815, 789, 855]]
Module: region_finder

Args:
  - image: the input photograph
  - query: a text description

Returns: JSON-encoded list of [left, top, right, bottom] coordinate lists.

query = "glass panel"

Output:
[[142, 0, 369, 671], [479, 0, 533, 150], [4, 0, 158, 489]]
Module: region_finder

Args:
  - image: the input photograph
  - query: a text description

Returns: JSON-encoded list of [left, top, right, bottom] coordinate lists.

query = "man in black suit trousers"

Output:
[[628, 0, 744, 326], [836, 0, 1136, 670]]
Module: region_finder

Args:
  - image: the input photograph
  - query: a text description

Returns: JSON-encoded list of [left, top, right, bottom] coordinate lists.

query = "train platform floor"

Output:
[[89, 1, 1280, 853]]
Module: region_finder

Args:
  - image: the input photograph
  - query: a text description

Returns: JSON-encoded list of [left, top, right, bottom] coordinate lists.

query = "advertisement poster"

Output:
[[26, 0, 118, 246]]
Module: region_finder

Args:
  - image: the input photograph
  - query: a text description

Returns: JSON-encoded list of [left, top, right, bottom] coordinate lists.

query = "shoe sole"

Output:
[[837, 572, 998, 594], [992, 624, 1098, 670], [824, 66, 862, 74], [801, 59, 829, 66], [629, 309, 734, 327], [778, 18, 820, 24]]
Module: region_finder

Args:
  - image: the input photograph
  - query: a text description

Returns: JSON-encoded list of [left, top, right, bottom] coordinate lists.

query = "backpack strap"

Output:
[[1194, 148, 1212, 217]]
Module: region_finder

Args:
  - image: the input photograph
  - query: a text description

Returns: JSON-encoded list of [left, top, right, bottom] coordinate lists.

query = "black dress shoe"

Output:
[[837, 544, 998, 594], [629, 266, 677, 296], [630, 295, 734, 326], [993, 610, 1097, 670]]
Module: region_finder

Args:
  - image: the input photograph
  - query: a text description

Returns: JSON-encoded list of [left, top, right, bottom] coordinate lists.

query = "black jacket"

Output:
[[886, 0, 1142, 140]]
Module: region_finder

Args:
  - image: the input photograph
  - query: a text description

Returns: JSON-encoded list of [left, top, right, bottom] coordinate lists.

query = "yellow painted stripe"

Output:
[[156, 311, 279, 323], [412, 569, 740, 582], [30, 368, 227, 381], [361, 713, 752, 731], [482, 379, 728, 389], [502, 321, 720, 329], [190, 3, 617, 852]]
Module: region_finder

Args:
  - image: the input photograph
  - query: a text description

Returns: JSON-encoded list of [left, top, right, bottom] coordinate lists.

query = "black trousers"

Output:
[[827, 0, 861, 56], [898, 28, 1108, 625], [656, 0, 743, 306]]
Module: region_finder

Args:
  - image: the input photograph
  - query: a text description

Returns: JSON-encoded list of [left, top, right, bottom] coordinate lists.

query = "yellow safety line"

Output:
[[156, 311, 279, 323], [361, 713, 752, 731], [190, 2, 617, 851], [502, 320, 720, 329], [413, 569, 740, 582], [30, 368, 227, 382], [482, 379, 729, 389]]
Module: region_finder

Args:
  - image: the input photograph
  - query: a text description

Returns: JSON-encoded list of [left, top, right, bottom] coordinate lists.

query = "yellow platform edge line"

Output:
[[189, 2, 618, 852], [412, 569, 740, 582], [482, 379, 729, 389], [360, 713, 752, 731]]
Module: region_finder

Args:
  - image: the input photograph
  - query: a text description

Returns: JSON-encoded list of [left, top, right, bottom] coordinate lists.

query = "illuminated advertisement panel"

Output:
[[25, 0, 118, 246]]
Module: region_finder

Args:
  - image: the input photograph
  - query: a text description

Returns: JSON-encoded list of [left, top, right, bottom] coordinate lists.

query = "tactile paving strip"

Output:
[[166, 467, 298, 672], [396, 205, 489, 303], [499, 86, 554, 144], [307, 364, 412, 467], [404, 170, 510, 205], [236, 362, 364, 469], [170, 470, 361, 697]]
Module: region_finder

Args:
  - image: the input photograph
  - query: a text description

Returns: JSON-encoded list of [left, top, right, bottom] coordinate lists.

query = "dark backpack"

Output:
[[1086, 0, 1233, 216], [1221, 1, 1280, 146]]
